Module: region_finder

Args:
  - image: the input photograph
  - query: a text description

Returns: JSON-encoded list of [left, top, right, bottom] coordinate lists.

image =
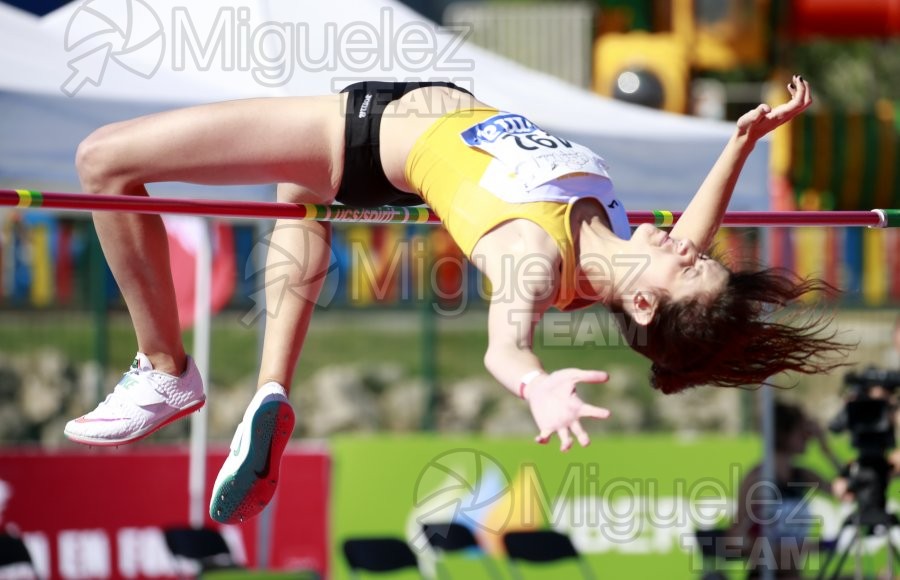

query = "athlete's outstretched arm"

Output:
[[479, 236, 610, 452], [670, 76, 812, 252]]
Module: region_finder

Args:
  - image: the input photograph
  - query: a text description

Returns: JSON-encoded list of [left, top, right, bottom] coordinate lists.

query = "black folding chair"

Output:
[[421, 522, 502, 580], [503, 530, 595, 580], [694, 527, 833, 580], [0, 533, 37, 578], [693, 528, 743, 580], [163, 527, 241, 578], [342, 537, 421, 579]]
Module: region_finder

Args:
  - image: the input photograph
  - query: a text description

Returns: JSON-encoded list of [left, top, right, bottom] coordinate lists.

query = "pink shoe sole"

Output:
[[65, 399, 206, 447]]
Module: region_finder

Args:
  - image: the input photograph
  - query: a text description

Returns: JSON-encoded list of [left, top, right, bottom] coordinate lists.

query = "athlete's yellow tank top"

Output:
[[404, 108, 587, 311]]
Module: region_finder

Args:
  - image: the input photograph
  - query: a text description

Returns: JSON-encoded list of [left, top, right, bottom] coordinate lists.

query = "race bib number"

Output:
[[460, 113, 610, 190]]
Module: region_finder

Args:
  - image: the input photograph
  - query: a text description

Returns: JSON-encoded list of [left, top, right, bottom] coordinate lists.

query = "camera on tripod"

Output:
[[828, 366, 900, 524], [829, 367, 900, 456]]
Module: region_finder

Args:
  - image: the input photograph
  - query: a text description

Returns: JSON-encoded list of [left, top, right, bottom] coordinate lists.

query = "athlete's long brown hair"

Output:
[[613, 266, 851, 394]]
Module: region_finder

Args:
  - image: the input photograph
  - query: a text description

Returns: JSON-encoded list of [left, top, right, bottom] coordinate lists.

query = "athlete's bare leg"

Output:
[[256, 183, 334, 394], [75, 96, 346, 375]]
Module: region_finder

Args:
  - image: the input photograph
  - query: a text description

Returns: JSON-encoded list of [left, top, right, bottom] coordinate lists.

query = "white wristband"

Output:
[[518, 370, 543, 400]]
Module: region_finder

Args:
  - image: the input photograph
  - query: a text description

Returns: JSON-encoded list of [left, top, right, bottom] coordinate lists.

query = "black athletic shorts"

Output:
[[336, 81, 474, 208]]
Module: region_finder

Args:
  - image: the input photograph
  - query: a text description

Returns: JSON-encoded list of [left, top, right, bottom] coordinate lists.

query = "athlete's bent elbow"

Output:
[[483, 346, 505, 381]]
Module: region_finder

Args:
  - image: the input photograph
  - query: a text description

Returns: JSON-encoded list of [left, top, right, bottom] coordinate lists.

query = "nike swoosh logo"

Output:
[[120, 375, 140, 388], [75, 417, 126, 423]]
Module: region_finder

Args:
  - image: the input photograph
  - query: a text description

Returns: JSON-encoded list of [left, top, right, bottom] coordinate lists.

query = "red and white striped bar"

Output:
[[2, 189, 898, 228]]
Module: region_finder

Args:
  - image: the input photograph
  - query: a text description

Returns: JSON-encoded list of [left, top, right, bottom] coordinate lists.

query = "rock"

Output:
[[74, 361, 105, 413], [40, 416, 72, 448], [20, 377, 66, 424], [30, 349, 71, 383], [305, 366, 379, 436], [602, 364, 643, 397], [0, 366, 22, 405], [208, 381, 256, 441], [655, 386, 743, 434], [481, 397, 534, 437], [366, 363, 407, 394], [437, 378, 496, 432], [380, 380, 427, 431], [20, 350, 76, 424], [603, 398, 645, 433], [0, 406, 29, 442]]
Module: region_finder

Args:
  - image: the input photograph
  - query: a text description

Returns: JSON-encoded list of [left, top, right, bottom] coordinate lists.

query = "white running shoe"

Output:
[[209, 382, 295, 524], [64, 353, 206, 446]]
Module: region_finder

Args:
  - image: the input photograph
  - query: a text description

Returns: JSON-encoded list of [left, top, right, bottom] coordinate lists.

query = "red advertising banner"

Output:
[[0, 445, 329, 579]]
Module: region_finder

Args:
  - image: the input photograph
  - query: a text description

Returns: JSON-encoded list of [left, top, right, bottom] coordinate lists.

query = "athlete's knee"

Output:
[[276, 183, 334, 205], [76, 123, 136, 194]]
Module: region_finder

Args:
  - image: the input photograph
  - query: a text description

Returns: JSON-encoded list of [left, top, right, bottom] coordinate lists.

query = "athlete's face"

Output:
[[629, 224, 729, 304]]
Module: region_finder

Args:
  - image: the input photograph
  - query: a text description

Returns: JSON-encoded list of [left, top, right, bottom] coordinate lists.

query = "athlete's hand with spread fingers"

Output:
[[736, 74, 812, 144], [524, 368, 611, 452]]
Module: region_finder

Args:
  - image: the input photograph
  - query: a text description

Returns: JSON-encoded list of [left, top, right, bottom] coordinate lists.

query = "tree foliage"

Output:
[[786, 41, 900, 109]]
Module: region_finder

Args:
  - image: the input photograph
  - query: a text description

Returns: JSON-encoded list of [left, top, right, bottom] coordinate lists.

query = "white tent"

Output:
[[0, 0, 770, 208]]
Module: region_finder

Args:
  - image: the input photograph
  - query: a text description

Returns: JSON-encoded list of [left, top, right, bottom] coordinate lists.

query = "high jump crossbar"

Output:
[[3, 189, 898, 228]]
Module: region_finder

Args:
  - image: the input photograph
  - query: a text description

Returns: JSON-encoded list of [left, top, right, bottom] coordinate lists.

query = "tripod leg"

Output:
[[821, 528, 858, 580], [886, 535, 900, 579], [816, 536, 842, 579]]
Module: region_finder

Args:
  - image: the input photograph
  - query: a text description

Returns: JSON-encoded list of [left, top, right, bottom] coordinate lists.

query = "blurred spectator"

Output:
[[728, 401, 842, 580], [884, 314, 900, 369]]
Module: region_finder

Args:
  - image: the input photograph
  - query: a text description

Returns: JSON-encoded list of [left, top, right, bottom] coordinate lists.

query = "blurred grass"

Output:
[[0, 307, 651, 388]]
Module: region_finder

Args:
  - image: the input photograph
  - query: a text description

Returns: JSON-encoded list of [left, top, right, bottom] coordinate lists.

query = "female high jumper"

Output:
[[64, 76, 846, 523]]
